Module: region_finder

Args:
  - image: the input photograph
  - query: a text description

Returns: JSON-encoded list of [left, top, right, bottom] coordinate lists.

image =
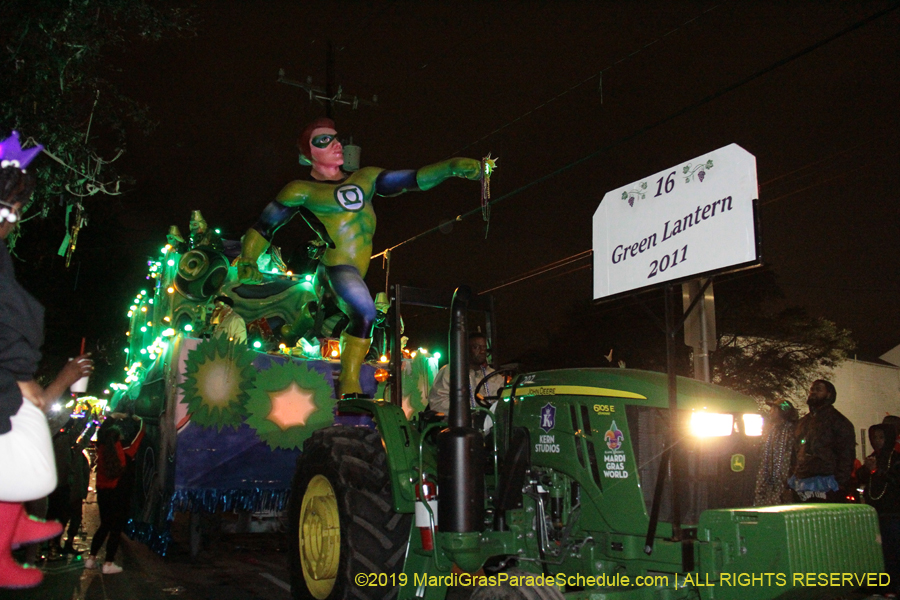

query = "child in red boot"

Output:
[[0, 132, 94, 588]]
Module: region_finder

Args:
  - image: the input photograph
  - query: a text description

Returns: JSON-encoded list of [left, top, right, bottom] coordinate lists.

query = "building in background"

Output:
[[828, 348, 900, 461]]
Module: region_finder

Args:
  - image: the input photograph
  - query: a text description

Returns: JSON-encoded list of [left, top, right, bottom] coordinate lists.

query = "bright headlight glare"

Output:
[[690, 412, 734, 437], [742, 413, 764, 436]]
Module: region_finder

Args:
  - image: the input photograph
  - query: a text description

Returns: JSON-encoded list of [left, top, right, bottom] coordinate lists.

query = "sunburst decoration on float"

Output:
[[244, 361, 335, 450], [180, 336, 256, 430]]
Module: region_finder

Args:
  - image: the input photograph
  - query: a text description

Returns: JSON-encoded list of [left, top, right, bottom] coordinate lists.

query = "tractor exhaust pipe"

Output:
[[438, 286, 486, 532]]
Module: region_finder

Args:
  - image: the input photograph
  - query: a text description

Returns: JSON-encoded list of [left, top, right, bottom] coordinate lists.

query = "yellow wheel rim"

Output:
[[299, 475, 341, 599]]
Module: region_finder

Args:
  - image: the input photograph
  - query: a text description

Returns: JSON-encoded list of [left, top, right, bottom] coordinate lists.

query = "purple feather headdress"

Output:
[[0, 131, 43, 171], [0, 131, 42, 223]]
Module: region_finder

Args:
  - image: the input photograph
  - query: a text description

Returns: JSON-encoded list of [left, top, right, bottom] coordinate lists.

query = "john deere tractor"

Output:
[[288, 287, 884, 600]]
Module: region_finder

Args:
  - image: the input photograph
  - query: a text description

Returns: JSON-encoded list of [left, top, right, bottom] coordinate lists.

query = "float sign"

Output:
[[593, 143, 759, 301]]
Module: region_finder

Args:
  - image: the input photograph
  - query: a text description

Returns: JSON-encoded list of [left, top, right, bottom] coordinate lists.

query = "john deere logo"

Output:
[[539, 403, 556, 432], [334, 184, 365, 211], [731, 454, 746, 472]]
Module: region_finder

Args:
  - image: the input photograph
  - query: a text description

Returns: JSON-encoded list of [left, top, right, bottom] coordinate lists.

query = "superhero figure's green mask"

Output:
[[311, 133, 337, 149]]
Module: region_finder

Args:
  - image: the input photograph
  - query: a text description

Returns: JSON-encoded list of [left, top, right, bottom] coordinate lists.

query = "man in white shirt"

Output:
[[427, 332, 495, 414], [210, 296, 247, 344]]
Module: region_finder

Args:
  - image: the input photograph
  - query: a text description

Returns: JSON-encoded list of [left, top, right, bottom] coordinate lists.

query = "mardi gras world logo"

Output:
[[605, 421, 624, 450]]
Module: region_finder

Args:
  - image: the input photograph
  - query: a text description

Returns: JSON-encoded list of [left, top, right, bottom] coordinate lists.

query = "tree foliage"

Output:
[[709, 274, 855, 403], [0, 0, 193, 217]]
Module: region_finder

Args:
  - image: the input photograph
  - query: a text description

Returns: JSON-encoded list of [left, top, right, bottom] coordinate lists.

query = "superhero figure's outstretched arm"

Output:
[[375, 158, 482, 197]]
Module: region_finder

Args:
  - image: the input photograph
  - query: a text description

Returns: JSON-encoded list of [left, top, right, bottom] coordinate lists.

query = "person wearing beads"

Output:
[[753, 398, 798, 506], [237, 117, 493, 398], [0, 131, 94, 589]]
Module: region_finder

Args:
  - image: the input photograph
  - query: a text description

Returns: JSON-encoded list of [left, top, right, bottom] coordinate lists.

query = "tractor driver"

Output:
[[427, 331, 496, 415], [237, 117, 486, 398]]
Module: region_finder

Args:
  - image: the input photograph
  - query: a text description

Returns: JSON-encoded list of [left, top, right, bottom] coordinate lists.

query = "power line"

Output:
[[780, 283, 900, 293], [479, 250, 592, 294], [758, 132, 887, 188], [761, 148, 900, 206], [374, 2, 900, 260], [446, 3, 726, 158]]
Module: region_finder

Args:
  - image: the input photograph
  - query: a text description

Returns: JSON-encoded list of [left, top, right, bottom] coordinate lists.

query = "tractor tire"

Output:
[[470, 569, 565, 600], [288, 426, 411, 600]]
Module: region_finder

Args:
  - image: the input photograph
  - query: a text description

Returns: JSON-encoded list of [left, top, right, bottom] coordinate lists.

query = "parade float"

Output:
[[107, 220, 444, 554]]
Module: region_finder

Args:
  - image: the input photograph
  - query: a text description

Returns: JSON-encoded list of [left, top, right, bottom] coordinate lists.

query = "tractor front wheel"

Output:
[[289, 426, 411, 600]]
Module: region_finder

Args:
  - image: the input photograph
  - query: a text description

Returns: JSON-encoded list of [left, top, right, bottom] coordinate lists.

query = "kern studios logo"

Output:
[[334, 184, 365, 211], [605, 421, 624, 450], [539, 403, 556, 433]]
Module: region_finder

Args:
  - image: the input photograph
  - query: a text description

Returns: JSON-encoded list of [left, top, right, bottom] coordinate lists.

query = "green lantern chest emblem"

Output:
[[334, 184, 365, 211]]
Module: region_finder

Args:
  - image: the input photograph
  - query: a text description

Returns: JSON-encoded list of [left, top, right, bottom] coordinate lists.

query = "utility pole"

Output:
[[277, 41, 378, 113]]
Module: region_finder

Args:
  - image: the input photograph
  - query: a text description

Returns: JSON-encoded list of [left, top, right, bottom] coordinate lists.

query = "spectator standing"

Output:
[[84, 414, 144, 574], [47, 416, 95, 555], [63, 438, 92, 554], [787, 380, 856, 502], [856, 424, 890, 492], [753, 399, 799, 506], [863, 422, 900, 595], [0, 133, 94, 589], [45, 419, 75, 557]]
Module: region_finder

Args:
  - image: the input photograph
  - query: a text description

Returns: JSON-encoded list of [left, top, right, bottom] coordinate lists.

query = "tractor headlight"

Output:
[[742, 413, 764, 436], [689, 412, 734, 437]]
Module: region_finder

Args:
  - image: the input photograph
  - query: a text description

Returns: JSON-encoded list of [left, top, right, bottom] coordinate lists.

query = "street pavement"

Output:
[[0, 491, 890, 600]]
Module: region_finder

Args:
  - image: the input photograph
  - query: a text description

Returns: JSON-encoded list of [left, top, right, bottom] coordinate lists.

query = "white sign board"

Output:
[[593, 143, 759, 301]]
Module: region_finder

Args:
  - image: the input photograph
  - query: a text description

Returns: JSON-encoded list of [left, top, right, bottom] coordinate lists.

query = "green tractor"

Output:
[[288, 287, 884, 600]]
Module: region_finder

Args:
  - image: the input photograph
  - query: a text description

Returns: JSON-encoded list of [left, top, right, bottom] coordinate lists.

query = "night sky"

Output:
[[18, 1, 900, 382]]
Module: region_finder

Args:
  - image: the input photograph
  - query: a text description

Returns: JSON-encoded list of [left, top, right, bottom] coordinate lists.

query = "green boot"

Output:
[[338, 333, 371, 398]]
